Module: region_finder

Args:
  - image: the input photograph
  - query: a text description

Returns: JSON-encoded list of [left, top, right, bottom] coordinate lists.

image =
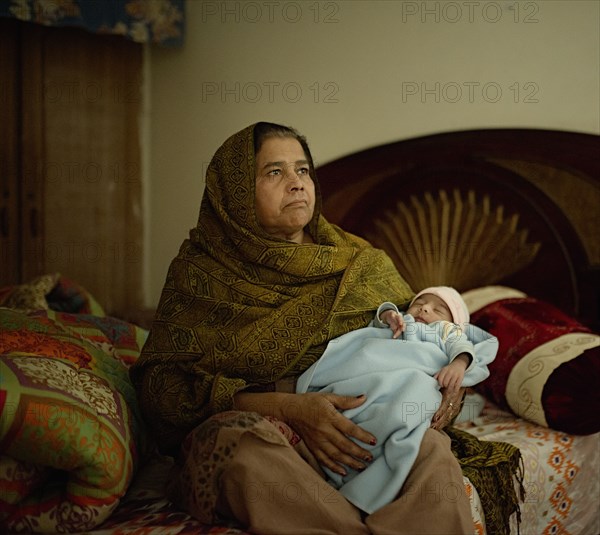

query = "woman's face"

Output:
[[255, 136, 316, 243]]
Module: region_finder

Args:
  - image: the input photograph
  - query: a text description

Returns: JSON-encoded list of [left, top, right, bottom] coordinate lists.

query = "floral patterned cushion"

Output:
[[0, 281, 147, 532]]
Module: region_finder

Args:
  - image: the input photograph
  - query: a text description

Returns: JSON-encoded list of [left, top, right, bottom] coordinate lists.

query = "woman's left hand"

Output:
[[431, 386, 465, 430]]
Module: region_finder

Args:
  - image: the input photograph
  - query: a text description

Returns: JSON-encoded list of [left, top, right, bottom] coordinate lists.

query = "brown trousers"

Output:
[[213, 427, 474, 534]]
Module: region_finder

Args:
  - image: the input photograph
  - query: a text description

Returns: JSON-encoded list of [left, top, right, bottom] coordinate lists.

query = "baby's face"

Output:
[[407, 294, 453, 324]]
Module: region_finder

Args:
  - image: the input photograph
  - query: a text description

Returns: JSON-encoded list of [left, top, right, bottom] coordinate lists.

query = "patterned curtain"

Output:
[[0, 0, 185, 46]]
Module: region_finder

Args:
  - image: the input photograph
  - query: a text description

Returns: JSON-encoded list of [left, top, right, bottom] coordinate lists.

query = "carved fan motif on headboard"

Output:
[[368, 189, 541, 292]]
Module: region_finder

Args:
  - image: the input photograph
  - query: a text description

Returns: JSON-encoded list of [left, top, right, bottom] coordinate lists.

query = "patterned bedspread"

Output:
[[85, 396, 599, 535], [456, 396, 600, 535]]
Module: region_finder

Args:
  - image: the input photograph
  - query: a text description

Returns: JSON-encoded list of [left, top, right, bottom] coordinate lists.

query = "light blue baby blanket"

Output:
[[296, 317, 497, 513]]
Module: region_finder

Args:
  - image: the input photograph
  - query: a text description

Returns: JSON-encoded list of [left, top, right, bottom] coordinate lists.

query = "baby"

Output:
[[376, 286, 475, 393], [297, 285, 498, 514]]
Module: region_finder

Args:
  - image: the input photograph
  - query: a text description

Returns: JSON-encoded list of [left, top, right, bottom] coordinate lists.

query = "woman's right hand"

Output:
[[283, 392, 376, 476]]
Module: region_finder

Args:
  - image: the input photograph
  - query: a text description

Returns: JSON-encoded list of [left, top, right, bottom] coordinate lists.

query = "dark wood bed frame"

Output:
[[316, 129, 599, 331]]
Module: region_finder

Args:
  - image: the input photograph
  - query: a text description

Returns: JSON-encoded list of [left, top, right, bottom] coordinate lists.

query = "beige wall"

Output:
[[145, 0, 600, 306]]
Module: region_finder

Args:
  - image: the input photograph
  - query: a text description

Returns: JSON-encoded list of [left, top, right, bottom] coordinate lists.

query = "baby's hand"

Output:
[[435, 355, 468, 390], [380, 310, 405, 339]]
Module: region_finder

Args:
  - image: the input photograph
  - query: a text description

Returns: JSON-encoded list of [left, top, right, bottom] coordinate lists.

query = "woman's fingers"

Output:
[[323, 395, 376, 472], [293, 393, 375, 474], [326, 394, 377, 446], [431, 387, 465, 430], [314, 435, 373, 476]]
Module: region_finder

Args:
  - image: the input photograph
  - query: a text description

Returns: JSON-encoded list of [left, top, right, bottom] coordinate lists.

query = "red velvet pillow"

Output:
[[462, 287, 600, 435]]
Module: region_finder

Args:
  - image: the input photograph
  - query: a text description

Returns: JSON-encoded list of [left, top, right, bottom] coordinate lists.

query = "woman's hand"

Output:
[[234, 390, 376, 476], [283, 392, 376, 477], [431, 386, 465, 430]]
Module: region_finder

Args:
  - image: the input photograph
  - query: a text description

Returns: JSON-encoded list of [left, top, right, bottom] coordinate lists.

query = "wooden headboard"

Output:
[[316, 129, 600, 331]]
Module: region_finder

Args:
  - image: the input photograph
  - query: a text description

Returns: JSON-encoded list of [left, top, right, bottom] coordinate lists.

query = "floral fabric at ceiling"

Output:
[[1, 0, 185, 46]]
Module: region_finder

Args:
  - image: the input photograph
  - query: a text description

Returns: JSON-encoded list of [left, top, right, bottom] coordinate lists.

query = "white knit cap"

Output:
[[410, 286, 470, 326]]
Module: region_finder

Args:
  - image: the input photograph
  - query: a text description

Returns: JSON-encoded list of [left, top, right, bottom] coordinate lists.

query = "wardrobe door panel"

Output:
[[0, 19, 21, 285], [20, 23, 46, 282], [20, 24, 144, 312]]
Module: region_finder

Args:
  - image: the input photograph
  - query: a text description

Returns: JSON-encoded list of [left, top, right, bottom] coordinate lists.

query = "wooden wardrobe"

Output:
[[1, 18, 144, 313]]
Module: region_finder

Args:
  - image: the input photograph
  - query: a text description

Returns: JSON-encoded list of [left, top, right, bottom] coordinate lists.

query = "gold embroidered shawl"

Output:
[[130, 124, 414, 453], [131, 125, 523, 529]]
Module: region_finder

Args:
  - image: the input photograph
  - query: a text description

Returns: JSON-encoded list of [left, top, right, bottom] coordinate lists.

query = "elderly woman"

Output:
[[130, 122, 521, 534]]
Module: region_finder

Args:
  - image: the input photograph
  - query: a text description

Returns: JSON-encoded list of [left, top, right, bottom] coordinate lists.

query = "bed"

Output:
[[1, 128, 598, 534]]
